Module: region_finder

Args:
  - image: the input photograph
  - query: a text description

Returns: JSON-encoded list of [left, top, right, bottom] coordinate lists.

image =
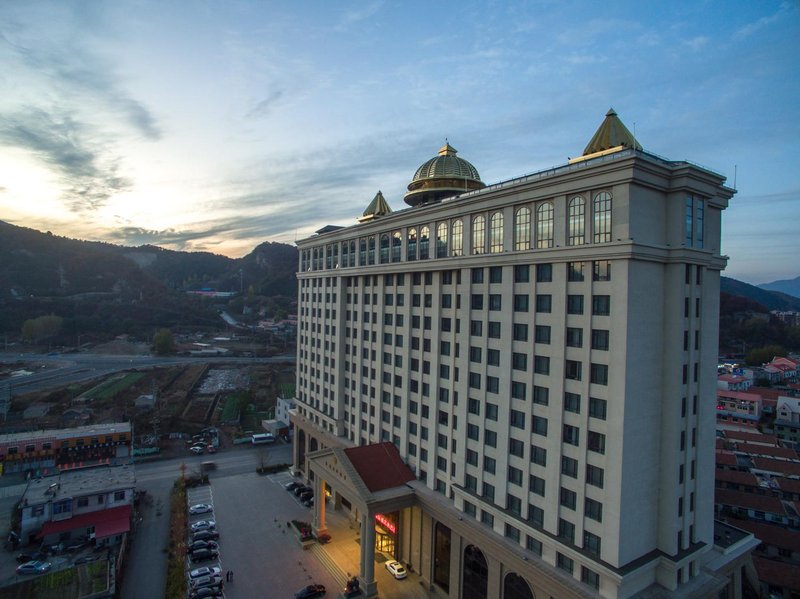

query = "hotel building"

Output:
[[290, 110, 756, 598]]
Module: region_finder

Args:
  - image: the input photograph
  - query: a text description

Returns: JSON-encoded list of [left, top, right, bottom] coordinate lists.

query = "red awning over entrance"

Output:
[[38, 504, 131, 539]]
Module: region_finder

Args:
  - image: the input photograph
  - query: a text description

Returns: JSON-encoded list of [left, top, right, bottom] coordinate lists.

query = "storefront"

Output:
[[374, 512, 398, 556]]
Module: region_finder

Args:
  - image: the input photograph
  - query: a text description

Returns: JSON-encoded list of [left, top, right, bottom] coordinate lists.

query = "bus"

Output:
[[251, 433, 276, 445]]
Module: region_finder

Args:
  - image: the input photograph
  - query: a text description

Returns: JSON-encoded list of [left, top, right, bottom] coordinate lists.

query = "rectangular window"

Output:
[[527, 536, 543, 556], [566, 327, 583, 348], [488, 321, 501, 338], [592, 295, 610, 316], [530, 475, 545, 496], [528, 505, 544, 527], [589, 397, 607, 420], [591, 329, 609, 350], [489, 266, 503, 283], [531, 445, 546, 466], [534, 356, 550, 375], [533, 385, 549, 405], [558, 520, 575, 544], [563, 424, 580, 446], [567, 294, 584, 314], [564, 392, 581, 413], [509, 437, 525, 456], [508, 466, 523, 486], [514, 265, 530, 283], [585, 498, 603, 522], [471, 268, 484, 284], [561, 456, 578, 478], [486, 376, 499, 393], [512, 352, 527, 371], [489, 294, 502, 311], [586, 464, 604, 488], [511, 381, 526, 399], [471, 294, 484, 310], [565, 360, 582, 380], [593, 260, 611, 281], [510, 409, 525, 429], [470, 320, 483, 336], [469, 346, 482, 363], [590, 363, 608, 385], [536, 263, 552, 282], [513, 323, 528, 342], [568, 261, 585, 281], [514, 294, 529, 312], [532, 416, 548, 436], [581, 567, 600, 590], [588, 431, 606, 454], [487, 349, 500, 366], [584, 531, 601, 556], [535, 294, 552, 313], [534, 325, 550, 344]]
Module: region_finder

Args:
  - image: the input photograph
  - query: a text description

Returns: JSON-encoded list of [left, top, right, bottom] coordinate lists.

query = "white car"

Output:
[[189, 503, 213, 515], [190, 445, 205, 455], [190, 565, 221, 579], [190, 519, 216, 532], [385, 560, 407, 579]]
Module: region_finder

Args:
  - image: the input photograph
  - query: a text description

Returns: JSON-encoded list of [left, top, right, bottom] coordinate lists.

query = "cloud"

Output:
[[685, 36, 709, 51], [733, 2, 793, 41], [246, 91, 284, 119], [0, 108, 132, 212], [335, 1, 384, 31]]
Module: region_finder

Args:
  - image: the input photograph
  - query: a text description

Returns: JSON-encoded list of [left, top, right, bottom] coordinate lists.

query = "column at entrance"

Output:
[[359, 512, 378, 597], [313, 477, 327, 535]]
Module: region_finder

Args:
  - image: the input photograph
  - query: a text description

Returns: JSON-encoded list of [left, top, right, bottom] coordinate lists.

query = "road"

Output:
[[0, 352, 295, 397]]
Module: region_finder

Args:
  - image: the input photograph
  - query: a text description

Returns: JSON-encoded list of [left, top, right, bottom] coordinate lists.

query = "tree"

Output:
[[745, 345, 786, 366], [21, 314, 63, 343], [152, 328, 175, 355]]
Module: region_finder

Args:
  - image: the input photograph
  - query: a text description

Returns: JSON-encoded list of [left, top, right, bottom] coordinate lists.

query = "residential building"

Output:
[[775, 396, 800, 445], [291, 110, 755, 598], [716, 390, 762, 425], [0, 422, 132, 476], [18, 464, 135, 547]]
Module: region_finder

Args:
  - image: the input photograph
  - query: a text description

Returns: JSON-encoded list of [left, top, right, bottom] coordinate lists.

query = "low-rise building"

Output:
[[716, 390, 762, 425], [0, 423, 132, 476], [18, 464, 135, 547]]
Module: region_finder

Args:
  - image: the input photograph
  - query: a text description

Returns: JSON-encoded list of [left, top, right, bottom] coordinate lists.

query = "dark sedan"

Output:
[[295, 583, 326, 598]]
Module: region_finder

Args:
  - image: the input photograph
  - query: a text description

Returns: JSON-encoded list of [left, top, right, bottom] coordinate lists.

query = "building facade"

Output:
[[291, 111, 754, 598]]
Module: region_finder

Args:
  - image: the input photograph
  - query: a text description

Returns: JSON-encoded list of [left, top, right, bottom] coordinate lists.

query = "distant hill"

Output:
[[720, 276, 800, 312], [0, 220, 297, 340], [758, 275, 800, 301]]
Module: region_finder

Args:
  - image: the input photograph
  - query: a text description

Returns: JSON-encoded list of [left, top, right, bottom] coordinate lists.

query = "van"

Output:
[[251, 433, 275, 445]]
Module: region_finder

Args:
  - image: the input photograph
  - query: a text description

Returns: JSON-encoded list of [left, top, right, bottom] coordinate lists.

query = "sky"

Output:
[[0, 1, 798, 285]]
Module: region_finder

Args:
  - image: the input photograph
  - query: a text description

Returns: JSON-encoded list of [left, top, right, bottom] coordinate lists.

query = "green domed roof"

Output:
[[404, 143, 485, 207]]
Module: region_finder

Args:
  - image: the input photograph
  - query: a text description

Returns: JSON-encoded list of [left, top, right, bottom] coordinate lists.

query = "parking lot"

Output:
[[184, 469, 435, 599]]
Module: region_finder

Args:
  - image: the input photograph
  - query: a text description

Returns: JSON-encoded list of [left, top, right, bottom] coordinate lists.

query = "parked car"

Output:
[[189, 503, 213, 515], [294, 583, 326, 598], [303, 497, 315, 508], [189, 565, 221, 579], [285, 481, 301, 491], [190, 548, 219, 563], [190, 520, 216, 532], [189, 587, 223, 599], [16, 560, 52, 575], [188, 540, 219, 553], [299, 490, 314, 502], [294, 485, 312, 496], [190, 574, 223, 590], [192, 530, 219, 542], [16, 552, 46, 564], [190, 445, 205, 455], [385, 560, 407, 579]]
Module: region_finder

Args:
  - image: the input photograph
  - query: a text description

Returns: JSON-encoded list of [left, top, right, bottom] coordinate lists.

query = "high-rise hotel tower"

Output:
[[290, 110, 756, 598]]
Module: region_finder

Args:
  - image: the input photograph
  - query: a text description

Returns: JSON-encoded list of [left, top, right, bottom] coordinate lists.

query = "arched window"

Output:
[[312, 248, 319, 270], [407, 228, 418, 261], [436, 223, 448, 258], [472, 215, 486, 255], [514, 207, 531, 251], [341, 241, 349, 267], [489, 212, 504, 253], [367, 236, 376, 265], [391, 231, 402, 262], [593, 192, 612, 243], [568, 196, 585, 246], [503, 573, 534, 599], [332, 243, 339, 268], [536, 202, 554, 249], [379, 234, 390, 264], [419, 226, 430, 259], [462, 545, 488, 599], [348, 240, 356, 267], [451, 220, 463, 256]]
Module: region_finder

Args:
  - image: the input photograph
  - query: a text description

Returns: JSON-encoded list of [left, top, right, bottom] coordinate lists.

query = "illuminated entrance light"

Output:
[[375, 513, 396, 534]]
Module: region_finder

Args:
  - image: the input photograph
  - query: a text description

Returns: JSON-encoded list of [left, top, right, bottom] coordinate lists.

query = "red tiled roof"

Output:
[[715, 488, 786, 515], [717, 390, 761, 402], [753, 556, 800, 591], [735, 443, 799, 460], [734, 519, 800, 551], [715, 469, 759, 487], [771, 357, 799, 368], [722, 430, 778, 446], [39, 504, 131, 539], [752, 457, 800, 477], [716, 451, 738, 466], [344, 442, 415, 493]]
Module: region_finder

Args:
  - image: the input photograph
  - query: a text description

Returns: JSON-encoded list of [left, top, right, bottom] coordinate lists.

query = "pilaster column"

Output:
[[313, 477, 327, 534], [360, 512, 378, 597]]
